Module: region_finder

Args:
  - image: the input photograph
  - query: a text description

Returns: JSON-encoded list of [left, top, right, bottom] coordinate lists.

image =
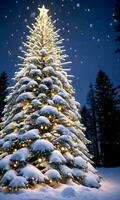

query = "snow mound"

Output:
[[20, 164, 44, 182], [61, 187, 76, 198], [31, 139, 54, 153], [10, 148, 29, 162], [45, 169, 61, 180]]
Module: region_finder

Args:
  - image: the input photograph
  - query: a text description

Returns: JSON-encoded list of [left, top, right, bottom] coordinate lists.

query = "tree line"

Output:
[[81, 70, 120, 167], [0, 72, 8, 125]]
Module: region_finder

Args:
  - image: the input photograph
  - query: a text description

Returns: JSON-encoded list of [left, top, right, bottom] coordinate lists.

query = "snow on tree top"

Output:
[[74, 156, 87, 169], [36, 116, 51, 126], [49, 150, 66, 164], [9, 176, 28, 188], [19, 129, 40, 141], [26, 64, 37, 70], [0, 169, 17, 186], [31, 139, 54, 153], [20, 164, 44, 182], [39, 48, 47, 56], [40, 105, 59, 117], [0, 155, 11, 171], [26, 56, 39, 63], [16, 92, 35, 103], [10, 148, 29, 162], [45, 169, 61, 180], [47, 56, 54, 63]]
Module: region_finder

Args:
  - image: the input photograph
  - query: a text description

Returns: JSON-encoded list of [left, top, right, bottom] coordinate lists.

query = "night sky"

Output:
[[0, 0, 119, 106]]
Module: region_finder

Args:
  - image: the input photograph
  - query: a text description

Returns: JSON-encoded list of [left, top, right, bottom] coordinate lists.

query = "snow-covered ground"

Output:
[[0, 167, 120, 200]]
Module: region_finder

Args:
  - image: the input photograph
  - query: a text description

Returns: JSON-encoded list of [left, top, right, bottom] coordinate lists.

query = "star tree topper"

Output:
[[39, 5, 49, 17]]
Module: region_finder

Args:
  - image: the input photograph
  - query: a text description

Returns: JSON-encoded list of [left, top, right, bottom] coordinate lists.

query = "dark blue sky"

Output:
[[0, 0, 119, 106]]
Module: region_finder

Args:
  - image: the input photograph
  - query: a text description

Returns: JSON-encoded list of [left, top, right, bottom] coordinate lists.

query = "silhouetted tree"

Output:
[[81, 106, 93, 153], [87, 84, 100, 166], [0, 72, 8, 124], [114, 1, 120, 53], [95, 70, 120, 166]]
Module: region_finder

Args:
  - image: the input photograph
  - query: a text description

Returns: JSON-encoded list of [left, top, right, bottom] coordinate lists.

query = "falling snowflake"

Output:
[[76, 3, 80, 8], [90, 24, 93, 28], [97, 38, 100, 42], [27, 6, 30, 10], [31, 12, 36, 18]]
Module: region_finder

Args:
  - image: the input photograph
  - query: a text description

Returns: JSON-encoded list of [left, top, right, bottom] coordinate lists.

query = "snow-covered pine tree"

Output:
[[0, 5, 100, 192]]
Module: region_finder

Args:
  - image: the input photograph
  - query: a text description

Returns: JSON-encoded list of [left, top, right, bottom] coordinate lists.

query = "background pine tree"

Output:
[[81, 70, 120, 167], [95, 70, 120, 166], [0, 72, 8, 124], [114, 1, 120, 53], [86, 84, 100, 166]]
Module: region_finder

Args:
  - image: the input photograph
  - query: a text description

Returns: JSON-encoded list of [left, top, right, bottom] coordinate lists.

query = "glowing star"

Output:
[[39, 5, 49, 17]]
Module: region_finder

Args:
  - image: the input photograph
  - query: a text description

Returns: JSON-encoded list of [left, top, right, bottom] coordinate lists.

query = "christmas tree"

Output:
[[0, 6, 100, 191]]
